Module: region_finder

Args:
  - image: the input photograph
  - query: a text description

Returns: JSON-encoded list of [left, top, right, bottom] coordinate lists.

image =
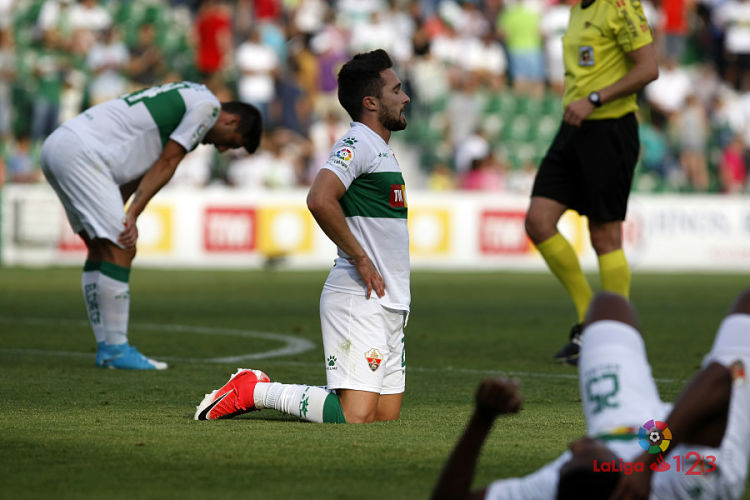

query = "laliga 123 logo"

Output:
[[639, 419, 672, 471]]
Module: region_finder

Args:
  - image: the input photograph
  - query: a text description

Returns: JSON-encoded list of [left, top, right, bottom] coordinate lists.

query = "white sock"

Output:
[[81, 268, 105, 344], [97, 273, 130, 346], [253, 382, 344, 423]]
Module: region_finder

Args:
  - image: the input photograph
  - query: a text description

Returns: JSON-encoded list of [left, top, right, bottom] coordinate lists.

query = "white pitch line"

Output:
[[0, 316, 682, 384], [0, 316, 315, 363]]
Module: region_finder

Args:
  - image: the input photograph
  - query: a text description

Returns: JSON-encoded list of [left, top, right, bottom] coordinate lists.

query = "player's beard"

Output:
[[379, 107, 407, 131]]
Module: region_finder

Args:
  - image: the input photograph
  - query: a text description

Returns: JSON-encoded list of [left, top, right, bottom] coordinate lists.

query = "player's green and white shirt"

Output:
[[62, 81, 220, 185], [321, 122, 410, 312]]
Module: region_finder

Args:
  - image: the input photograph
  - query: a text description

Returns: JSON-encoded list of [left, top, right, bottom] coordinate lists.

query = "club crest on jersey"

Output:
[[579, 46, 595, 66], [365, 348, 383, 372], [330, 147, 355, 170], [390, 184, 407, 208]]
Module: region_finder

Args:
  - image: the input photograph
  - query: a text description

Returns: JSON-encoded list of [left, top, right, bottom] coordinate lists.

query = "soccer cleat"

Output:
[[194, 369, 270, 421], [95, 341, 107, 368], [554, 323, 583, 366], [99, 343, 168, 370]]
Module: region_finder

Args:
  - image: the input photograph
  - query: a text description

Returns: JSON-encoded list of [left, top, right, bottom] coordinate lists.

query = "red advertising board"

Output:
[[204, 207, 257, 252], [479, 210, 531, 254]]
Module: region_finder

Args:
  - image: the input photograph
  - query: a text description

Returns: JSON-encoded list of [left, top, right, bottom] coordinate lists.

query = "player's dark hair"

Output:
[[337, 49, 393, 121], [557, 468, 621, 500], [221, 101, 263, 153]]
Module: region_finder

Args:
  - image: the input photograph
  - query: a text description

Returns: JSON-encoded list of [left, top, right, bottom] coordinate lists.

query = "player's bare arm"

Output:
[[564, 43, 659, 127], [118, 140, 186, 247], [307, 169, 385, 299], [431, 378, 522, 500], [610, 361, 732, 500], [119, 175, 145, 203]]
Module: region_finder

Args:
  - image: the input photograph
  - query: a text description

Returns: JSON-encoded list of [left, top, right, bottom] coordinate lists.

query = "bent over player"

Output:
[[194, 49, 411, 423], [431, 290, 750, 499], [41, 81, 262, 370]]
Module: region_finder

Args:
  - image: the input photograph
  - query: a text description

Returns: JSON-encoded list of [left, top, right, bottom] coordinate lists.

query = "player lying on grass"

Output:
[[431, 289, 750, 500], [41, 81, 262, 370], [194, 49, 411, 423]]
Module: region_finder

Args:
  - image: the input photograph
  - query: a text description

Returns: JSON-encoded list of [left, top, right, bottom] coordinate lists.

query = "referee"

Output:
[[524, 0, 658, 365]]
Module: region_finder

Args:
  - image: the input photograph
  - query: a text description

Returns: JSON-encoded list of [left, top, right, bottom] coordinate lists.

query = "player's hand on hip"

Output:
[[117, 214, 138, 248], [475, 377, 522, 419], [563, 98, 595, 127], [350, 254, 385, 299]]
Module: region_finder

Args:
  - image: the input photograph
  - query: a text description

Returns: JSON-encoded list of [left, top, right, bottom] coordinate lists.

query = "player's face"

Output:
[[559, 437, 619, 477], [203, 114, 244, 152], [376, 68, 410, 131]]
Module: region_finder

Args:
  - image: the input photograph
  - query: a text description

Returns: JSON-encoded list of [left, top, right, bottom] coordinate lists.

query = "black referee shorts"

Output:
[[531, 112, 639, 222]]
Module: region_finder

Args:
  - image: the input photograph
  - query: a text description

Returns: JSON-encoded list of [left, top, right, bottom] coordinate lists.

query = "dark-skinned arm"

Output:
[[306, 169, 384, 298], [431, 378, 523, 500], [610, 362, 733, 500], [117, 139, 186, 247]]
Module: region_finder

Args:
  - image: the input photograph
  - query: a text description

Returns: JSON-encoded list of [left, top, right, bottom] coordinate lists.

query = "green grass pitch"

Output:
[[1, 268, 748, 499]]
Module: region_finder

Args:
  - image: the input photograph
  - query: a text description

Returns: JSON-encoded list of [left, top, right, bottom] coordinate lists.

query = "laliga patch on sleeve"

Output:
[[330, 146, 355, 170]]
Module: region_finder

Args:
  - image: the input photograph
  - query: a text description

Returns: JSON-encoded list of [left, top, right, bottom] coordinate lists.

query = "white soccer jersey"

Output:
[[61, 81, 220, 185], [321, 122, 410, 312], [484, 319, 750, 500]]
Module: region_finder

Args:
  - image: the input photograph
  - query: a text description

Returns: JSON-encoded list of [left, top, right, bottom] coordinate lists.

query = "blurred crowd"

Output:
[[1, 0, 749, 194]]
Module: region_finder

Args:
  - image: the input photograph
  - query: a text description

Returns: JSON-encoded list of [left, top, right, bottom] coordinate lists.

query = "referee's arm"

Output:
[[563, 43, 659, 126]]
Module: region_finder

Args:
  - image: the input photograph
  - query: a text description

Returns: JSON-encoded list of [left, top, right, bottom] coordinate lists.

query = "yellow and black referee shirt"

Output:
[[562, 0, 653, 119]]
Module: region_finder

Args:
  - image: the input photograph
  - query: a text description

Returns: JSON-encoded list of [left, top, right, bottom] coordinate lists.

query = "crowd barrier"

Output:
[[3, 184, 750, 271]]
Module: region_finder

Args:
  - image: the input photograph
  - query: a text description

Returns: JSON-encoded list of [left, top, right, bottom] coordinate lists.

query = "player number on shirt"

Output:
[[123, 82, 190, 106], [586, 372, 620, 414]]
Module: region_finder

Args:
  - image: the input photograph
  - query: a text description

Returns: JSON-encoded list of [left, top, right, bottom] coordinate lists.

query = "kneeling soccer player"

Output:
[[194, 49, 411, 423]]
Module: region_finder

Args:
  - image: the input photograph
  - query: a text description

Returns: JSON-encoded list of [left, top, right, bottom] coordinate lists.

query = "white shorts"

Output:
[[320, 289, 406, 394], [578, 320, 671, 436], [40, 126, 127, 247]]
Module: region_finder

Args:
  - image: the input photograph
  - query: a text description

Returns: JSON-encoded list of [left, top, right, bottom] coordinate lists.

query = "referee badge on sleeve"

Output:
[[579, 46, 595, 66]]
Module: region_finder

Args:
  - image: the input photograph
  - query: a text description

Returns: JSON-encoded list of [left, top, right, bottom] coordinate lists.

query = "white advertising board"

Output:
[[3, 184, 750, 272]]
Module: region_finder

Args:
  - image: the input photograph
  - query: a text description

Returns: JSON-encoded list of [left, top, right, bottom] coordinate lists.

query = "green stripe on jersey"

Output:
[[123, 83, 188, 147], [339, 171, 407, 219]]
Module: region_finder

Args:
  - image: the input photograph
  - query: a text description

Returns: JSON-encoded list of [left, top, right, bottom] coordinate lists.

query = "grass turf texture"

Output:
[[1, 268, 748, 500]]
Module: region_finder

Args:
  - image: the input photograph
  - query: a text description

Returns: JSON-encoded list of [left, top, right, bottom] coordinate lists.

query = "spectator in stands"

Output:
[[126, 22, 166, 89], [36, 0, 74, 38], [69, 0, 112, 53], [716, 0, 750, 90], [659, 0, 691, 64], [194, 0, 233, 81], [719, 134, 748, 193], [87, 27, 129, 105], [459, 154, 506, 192], [427, 162, 457, 191], [463, 31, 507, 91], [5, 134, 41, 184], [676, 93, 711, 191], [269, 57, 313, 136], [227, 129, 299, 189], [306, 109, 349, 184], [497, 0, 546, 98], [644, 56, 691, 124], [541, 0, 575, 95], [30, 28, 68, 145], [408, 37, 450, 117], [236, 26, 279, 121], [0, 27, 15, 143]]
